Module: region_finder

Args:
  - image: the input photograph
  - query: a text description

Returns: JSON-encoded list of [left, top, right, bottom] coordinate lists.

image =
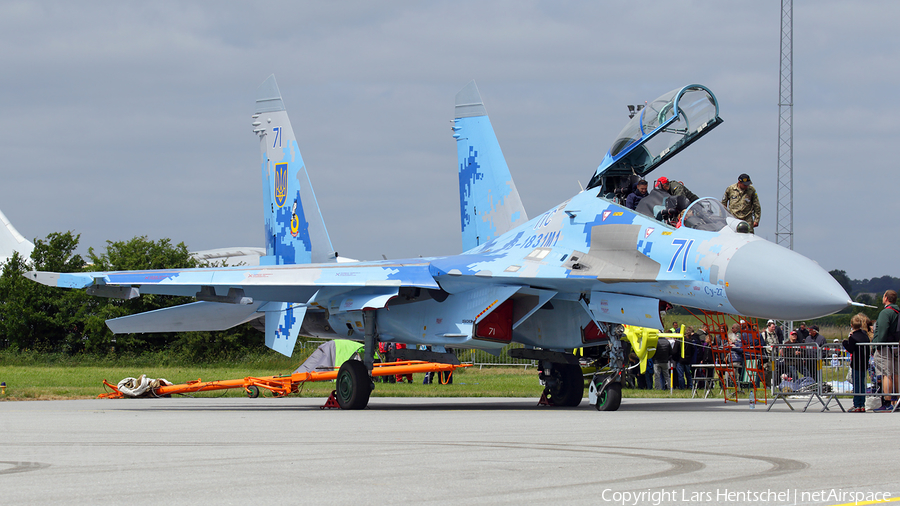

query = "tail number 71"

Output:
[[667, 239, 694, 272]]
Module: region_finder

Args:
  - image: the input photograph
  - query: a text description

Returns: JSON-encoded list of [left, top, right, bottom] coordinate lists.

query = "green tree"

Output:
[[852, 293, 882, 321], [88, 236, 197, 271], [32, 232, 85, 273], [75, 237, 198, 354], [0, 251, 32, 349], [0, 232, 88, 352], [1, 233, 267, 360], [82, 236, 263, 360], [829, 269, 853, 297], [852, 275, 900, 296]]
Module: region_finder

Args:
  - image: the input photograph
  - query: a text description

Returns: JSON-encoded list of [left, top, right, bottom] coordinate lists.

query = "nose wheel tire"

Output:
[[595, 382, 622, 411], [336, 360, 372, 410]]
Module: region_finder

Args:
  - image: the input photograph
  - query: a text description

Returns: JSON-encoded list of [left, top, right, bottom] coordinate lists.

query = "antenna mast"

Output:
[[776, 0, 793, 250], [776, 0, 795, 335]]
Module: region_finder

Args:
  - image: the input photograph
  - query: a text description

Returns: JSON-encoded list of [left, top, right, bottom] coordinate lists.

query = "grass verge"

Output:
[[0, 363, 739, 401]]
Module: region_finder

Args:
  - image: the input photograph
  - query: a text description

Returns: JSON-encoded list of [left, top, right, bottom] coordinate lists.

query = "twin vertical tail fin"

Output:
[[96, 76, 331, 359], [254, 75, 334, 356], [453, 80, 527, 253], [255, 75, 336, 266]]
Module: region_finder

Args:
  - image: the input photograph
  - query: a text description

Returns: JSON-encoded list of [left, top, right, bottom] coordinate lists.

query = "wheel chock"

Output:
[[537, 391, 552, 406], [321, 390, 341, 409]]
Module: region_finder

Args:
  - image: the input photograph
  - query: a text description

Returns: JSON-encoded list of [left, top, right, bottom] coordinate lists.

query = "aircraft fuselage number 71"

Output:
[[667, 239, 694, 273]]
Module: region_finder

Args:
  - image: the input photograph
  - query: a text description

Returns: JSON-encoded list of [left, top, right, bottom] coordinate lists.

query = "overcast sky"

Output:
[[0, 1, 895, 280]]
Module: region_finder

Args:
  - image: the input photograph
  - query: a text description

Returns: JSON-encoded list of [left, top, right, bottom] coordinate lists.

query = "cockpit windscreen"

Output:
[[680, 198, 730, 232]]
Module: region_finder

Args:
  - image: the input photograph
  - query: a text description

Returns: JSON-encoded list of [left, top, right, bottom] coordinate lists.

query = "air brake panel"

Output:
[[474, 299, 514, 343], [581, 321, 608, 344]]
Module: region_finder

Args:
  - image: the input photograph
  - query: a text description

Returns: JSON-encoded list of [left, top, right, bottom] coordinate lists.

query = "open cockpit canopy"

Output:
[[587, 85, 721, 196]]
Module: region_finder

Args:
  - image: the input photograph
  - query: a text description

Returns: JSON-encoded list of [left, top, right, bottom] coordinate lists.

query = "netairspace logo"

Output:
[[600, 488, 894, 505]]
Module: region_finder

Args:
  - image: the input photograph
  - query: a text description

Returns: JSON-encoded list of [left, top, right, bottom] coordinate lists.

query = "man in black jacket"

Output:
[[805, 325, 825, 347], [797, 322, 810, 341], [625, 180, 649, 210]]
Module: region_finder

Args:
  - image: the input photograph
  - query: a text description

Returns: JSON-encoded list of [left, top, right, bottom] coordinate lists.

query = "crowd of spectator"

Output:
[[623, 290, 900, 414]]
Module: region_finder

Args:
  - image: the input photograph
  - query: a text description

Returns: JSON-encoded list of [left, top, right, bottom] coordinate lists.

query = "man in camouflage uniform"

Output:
[[722, 173, 761, 233], [656, 176, 699, 203]]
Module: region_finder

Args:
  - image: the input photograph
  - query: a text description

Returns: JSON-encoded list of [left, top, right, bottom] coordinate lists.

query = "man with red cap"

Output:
[[656, 176, 699, 203]]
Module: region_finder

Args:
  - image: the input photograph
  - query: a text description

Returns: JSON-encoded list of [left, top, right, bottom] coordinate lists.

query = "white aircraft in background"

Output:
[[0, 208, 34, 265]]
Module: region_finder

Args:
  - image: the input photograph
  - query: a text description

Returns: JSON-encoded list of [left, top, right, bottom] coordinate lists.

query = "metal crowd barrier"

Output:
[[298, 340, 536, 369], [768, 341, 900, 412], [768, 342, 831, 411], [457, 345, 537, 369], [854, 342, 899, 413]]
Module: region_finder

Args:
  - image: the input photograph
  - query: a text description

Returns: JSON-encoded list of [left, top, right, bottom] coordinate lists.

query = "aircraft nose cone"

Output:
[[725, 240, 849, 320]]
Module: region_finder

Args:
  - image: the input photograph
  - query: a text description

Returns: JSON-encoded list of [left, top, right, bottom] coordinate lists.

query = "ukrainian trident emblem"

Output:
[[274, 163, 288, 208]]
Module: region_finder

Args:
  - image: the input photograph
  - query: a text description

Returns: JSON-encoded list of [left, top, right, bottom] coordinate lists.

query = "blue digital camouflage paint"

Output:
[[454, 81, 527, 253]]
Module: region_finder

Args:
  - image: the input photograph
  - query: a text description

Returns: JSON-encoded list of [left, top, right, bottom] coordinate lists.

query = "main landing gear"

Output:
[[335, 360, 374, 410], [539, 362, 584, 407], [510, 348, 587, 408], [333, 310, 378, 410]]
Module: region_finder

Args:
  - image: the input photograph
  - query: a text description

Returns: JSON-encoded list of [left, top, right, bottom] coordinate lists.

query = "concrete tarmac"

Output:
[[1, 396, 897, 506]]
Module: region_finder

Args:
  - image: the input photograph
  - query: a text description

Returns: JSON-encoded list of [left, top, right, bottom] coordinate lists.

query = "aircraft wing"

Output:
[[26, 259, 441, 357], [26, 259, 439, 301]]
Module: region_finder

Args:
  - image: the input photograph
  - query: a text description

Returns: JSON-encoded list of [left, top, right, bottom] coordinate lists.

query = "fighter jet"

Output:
[[26, 78, 850, 410]]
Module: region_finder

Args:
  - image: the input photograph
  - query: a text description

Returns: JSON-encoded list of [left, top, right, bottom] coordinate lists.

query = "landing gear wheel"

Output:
[[544, 363, 584, 407], [246, 385, 260, 398], [595, 382, 622, 411], [336, 360, 372, 410]]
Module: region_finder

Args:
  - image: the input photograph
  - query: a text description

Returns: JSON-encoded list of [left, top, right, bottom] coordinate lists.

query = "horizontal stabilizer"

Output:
[[106, 301, 266, 334], [263, 302, 308, 357], [190, 247, 266, 266]]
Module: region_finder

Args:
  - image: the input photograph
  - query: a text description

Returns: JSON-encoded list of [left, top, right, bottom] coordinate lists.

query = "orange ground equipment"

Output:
[[683, 308, 768, 406], [99, 360, 469, 403]]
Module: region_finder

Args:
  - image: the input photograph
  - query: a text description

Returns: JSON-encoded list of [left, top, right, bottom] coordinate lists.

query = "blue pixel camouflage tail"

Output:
[[255, 75, 335, 265], [453, 80, 528, 253]]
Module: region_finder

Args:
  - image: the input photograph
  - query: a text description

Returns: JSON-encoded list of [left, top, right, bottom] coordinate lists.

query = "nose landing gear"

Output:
[[589, 373, 623, 411]]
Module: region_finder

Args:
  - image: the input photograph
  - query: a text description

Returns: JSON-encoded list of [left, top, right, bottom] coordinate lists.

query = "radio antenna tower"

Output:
[[776, 0, 793, 250], [776, 0, 794, 334]]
